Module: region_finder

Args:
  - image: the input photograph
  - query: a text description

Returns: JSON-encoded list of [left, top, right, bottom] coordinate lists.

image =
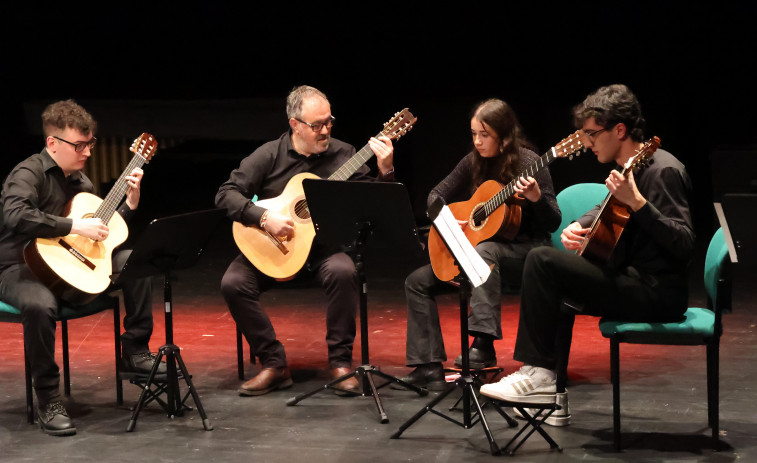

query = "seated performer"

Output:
[[216, 85, 395, 397], [0, 100, 162, 436], [480, 84, 695, 426], [397, 98, 561, 390]]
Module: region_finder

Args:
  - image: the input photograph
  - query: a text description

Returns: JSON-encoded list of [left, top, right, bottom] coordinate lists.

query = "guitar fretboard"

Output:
[[328, 136, 380, 181], [93, 154, 147, 222], [473, 148, 561, 222]]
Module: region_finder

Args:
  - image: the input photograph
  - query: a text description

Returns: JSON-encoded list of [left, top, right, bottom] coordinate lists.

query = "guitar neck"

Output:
[[478, 147, 561, 217], [327, 135, 380, 181], [93, 153, 147, 222]]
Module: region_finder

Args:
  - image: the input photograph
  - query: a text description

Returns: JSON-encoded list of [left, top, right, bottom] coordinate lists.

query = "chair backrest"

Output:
[[551, 183, 608, 250], [703, 228, 729, 308]]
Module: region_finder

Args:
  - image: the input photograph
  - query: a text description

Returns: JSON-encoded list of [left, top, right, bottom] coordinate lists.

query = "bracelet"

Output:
[[259, 210, 269, 230], [382, 168, 395, 177]]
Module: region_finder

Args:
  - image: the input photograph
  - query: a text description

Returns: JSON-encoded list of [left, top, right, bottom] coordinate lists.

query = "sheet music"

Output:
[[714, 202, 738, 262], [432, 205, 491, 287]]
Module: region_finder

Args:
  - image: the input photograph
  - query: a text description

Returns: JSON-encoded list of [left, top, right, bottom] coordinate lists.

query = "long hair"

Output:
[[469, 99, 532, 189]]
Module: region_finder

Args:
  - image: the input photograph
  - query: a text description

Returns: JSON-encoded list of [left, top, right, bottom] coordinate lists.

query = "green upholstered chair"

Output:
[[598, 228, 730, 451], [0, 294, 121, 424], [550, 183, 608, 250]]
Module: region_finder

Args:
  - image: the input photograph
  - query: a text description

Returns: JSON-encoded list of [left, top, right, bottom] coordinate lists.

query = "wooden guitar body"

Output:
[[23, 193, 129, 304], [232, 172, 318, 281], [577, 196, 630, 262], [428, 180, 522, 281]]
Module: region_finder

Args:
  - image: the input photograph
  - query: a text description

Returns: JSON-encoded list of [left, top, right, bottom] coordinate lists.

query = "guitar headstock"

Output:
[[129, 133, 158, 163], [552, 131, 585, 159], [624, 136, 660, 173], [380, 108, 417, 141]]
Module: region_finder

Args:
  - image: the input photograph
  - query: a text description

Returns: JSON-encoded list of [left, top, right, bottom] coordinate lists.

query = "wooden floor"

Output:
[[1, 228, 756, 462]]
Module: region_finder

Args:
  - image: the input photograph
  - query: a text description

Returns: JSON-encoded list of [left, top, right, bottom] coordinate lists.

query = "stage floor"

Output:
[[1, 228, 756, 462]]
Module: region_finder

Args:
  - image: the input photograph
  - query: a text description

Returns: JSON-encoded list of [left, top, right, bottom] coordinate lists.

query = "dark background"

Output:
[[2, 3, 756, 246]]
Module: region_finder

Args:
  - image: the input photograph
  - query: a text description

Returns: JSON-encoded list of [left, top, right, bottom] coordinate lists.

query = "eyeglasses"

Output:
[[581, 128, 607, 142], [53, 136, 97, 152], [295, 115, 335, 132]]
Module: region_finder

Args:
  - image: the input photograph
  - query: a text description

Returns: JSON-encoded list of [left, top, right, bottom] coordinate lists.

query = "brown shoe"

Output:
[[331, 366, 360, 396], [238, 367, 293, 396]]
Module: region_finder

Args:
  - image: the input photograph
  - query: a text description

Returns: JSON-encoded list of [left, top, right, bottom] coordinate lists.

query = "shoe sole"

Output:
[[454, 360, 497, 370], [39, 421, 77, 436], [238, 377, 294, 396], [390, 380, 447, 391]]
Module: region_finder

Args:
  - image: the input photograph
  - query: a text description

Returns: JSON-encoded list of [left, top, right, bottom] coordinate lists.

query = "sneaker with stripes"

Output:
[[479, 365, 556, 404]]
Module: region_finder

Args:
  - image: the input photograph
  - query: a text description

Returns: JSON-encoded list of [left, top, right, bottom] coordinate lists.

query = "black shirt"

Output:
[[0, 149, 132, 272], [215, 131, 393, 227]]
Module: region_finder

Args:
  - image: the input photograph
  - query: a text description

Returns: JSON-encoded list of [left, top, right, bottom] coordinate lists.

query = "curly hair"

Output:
[[573, 84, 646, 142], [41, 99, 97, 137]]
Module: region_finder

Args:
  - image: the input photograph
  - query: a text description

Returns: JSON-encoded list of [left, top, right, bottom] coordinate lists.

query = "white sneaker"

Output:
[[479, 365, 556, 404], [512, 391, 571, 426]]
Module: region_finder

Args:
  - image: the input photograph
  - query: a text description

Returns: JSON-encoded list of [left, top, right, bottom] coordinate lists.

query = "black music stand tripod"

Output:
[[390, 202, 517, 455], [115, 208, 226, 432], [286, 179, 427, 423]]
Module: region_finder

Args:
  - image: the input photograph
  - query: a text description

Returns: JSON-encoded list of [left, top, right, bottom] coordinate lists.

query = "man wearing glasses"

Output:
[[216, 85, 395, 396], [480, 84, 695, 426], [0, 100, 162, 435]]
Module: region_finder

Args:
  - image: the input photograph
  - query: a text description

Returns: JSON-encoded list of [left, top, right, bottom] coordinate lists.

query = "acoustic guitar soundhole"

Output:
[[294, 199, 311, 220]]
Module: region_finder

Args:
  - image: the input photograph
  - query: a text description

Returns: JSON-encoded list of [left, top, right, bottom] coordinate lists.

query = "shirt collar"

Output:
[[40, 148, 85, 183]]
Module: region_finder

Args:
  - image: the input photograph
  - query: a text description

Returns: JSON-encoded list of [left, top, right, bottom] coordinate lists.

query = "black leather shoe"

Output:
[[123, 352, 168, 375], [37, 401, 76, 436], [391, 363, 447, 391], [454, 347, 497, 370]]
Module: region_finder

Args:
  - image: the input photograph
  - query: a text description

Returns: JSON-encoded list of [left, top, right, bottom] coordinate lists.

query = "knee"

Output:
[[321, 256, 357, 287], [220, 270, 259, 302]]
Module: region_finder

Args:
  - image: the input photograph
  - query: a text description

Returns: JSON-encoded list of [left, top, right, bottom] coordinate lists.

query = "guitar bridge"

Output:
[[58, 239, 96, 270]]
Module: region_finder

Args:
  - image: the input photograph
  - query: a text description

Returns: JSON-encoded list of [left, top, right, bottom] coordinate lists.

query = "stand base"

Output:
[[493, 400, 563, 455], [125, 344, 213, 432], [391, 375, 516, 456], [286, 364, 427, 424]]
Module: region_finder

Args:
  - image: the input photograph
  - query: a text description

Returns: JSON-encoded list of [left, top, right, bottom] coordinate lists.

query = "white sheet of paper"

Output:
[[432, 205, 491, 287]]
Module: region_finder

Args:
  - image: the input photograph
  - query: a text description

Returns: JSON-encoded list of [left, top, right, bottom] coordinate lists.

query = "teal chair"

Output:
[[0, 294, 122, 424], [599, 228, 730, 450], [550, 183, 608, 250]]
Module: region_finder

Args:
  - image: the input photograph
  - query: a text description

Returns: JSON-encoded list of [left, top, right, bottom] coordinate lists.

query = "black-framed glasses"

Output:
[[295, 115, 335, 132], [581, 128, 607, 142], [53, 136, 97, 152]]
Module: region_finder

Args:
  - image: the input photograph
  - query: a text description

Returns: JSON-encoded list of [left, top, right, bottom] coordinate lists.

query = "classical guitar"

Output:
[[578, 136, 661, 262], [24, 133, 158, 305], [428, 131, 585, 281], [233, 109, 417, 280]]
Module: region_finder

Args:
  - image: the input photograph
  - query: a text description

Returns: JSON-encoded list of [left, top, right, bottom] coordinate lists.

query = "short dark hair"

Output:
[[286, 85, 329, 120], [41, 99, 97, 137], [573, 84, 645, 142]]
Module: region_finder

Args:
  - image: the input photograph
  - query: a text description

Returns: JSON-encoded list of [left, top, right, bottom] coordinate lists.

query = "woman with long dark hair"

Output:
[[396, 98, 561, 390]]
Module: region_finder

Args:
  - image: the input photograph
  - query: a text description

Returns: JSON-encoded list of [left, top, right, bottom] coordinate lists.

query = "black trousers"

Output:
[[513, 246, 687, 388], [221, 251, 359, 369], [0, 249, 153, 406]]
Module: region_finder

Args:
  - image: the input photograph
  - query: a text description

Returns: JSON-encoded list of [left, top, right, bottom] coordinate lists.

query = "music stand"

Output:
[[285, 179, 427, 424], [115, 208, 227, 432], [715, 194, 757, 268], [390, 200, 517, 456]]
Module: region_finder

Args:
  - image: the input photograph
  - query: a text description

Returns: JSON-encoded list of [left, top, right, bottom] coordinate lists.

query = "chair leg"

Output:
[[114, 302, 123, 405], [23, 341, 34, 424], [61, 320, 71, 397], [611, 337, 621, 452], [707, 340, 720, 445], [236, 326, 244, 380]]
